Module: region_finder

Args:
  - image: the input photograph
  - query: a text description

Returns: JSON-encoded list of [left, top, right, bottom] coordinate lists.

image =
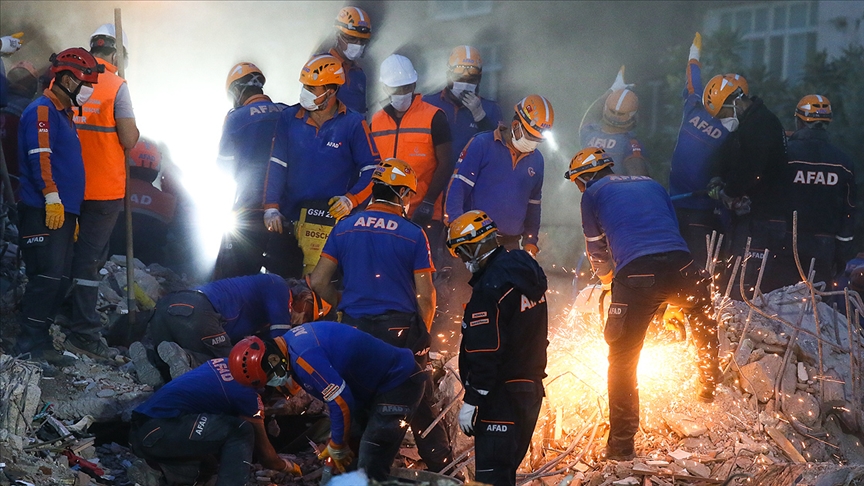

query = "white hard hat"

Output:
[[90, 23, 129, 49], [379, 54, 417, 88]]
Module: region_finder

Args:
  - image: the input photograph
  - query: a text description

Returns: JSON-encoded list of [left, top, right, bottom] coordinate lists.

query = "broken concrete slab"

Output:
[[662, 413, 706, 438], [739, 354, 783, 402], [0, 354, 42, 437]]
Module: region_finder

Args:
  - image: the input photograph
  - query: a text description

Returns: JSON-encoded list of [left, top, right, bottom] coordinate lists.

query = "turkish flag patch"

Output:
[[38, 120, 49, 132]]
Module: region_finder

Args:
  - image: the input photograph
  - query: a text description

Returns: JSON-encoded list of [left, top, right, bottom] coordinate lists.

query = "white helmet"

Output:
[[90, 23, 129, 49], [379, 54, 417, 88]]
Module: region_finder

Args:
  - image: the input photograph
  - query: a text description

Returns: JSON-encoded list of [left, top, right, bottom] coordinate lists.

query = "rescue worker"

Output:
[[702, 73, 788, 293], [668, 34, 732, 268], [579, 67, 649, 176], [371, 54, 452, 263], [446, 95, 551, 256], [309, 158, 453, 472], [229, 323, 426, 481], [263, 54, 379, 278], [445, 210, 548, 486], [0, 33, 24, 107], [215, 62, 287, 279], [1, 61, 39, 186], [15, 48, 103, 366], [108, 139, 176, 265], [129, 358, 301, 485], [129, 274, 328, 387], [326, 6, 372, 115], [66, 24, 139, 359], [423, 45, 503, 175], [565, 147, 721, 460], [774, 95, 855, 287]]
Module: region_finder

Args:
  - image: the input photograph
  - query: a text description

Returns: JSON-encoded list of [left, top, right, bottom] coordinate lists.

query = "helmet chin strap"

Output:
[[458, 235, 497, 272], [56, 76, 85, 116]]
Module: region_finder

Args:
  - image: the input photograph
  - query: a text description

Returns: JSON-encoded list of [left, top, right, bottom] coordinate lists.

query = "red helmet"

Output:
[[229, 336, 271, 387], [129, 139, 162, 171], [49, 48, 104, 83]]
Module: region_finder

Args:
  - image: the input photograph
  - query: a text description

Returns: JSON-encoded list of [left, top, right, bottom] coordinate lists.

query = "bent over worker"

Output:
[[565, 147, 720, 461]]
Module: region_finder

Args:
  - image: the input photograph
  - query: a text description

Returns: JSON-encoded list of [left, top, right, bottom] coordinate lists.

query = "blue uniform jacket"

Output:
[[217, 95, 287, 212], [580, 123, 645, 176], [135, 358, 263, 419], [198, 274, 293, 340], [327, 49, 367, 116], [422, 89, 502, 163], [446, 128, 543, 243], [581, 175, 689, 277], [669, 60, 729, 210], [280, 322, 418, 446], [18, 90, 85, 214], [264, 103, 379, 220]]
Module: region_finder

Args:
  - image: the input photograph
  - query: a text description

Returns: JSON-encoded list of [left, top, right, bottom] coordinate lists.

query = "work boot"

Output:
[[697, 382, 716, 403], [130, 342, 165, 387], [157, 341, 193, 379], [65, 334, 119, 360], [602, 446, 636, 462], [19, 345, 77, 368]]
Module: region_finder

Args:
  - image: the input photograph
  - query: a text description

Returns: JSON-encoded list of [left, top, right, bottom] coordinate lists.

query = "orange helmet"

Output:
[[9, 61, 39, 81], [446, 210, 498, 257], [702, 74, 747, 118], [129, 139, 162, 171], [448, 45, 483, 77], [603, 89, 639, 129], [724, 73, 749, 96], [372, 158, 418, 192], [565, 147, 614, 183], [515, 95, 554, 138], [795, 94, 832, 123], [335, 6, 372, 39], [49, 48, 104, 83], [299, 54, 345, 87], [225, 62, 265, 92], [229, 336, 287, 388]]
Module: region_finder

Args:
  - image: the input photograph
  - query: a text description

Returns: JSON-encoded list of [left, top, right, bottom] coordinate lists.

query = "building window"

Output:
[[706, 1, 818, 82], [428, 1, 492, 21]]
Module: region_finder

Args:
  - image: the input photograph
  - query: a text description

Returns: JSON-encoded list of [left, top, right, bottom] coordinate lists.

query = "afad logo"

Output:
[[327, 141, 342, 149], [527, 167, 536, 177]]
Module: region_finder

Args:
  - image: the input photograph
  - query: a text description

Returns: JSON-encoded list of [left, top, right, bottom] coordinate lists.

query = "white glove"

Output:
[[689, 32, 702, 61], [610, 65, 634, 91], [458, 402, 477, 436], [328, 195, 353, 220], [264, 208, 285, 234], [0, 36, 22, 55], [460, 91, 486, 122]]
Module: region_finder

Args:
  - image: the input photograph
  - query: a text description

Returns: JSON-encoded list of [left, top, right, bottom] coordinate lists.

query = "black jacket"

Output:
[[459, 248, 548, 405]]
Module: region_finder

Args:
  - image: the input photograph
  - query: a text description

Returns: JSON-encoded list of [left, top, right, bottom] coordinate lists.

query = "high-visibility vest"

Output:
[[370, 95, 443, 219], [75, 60, 127, 200]]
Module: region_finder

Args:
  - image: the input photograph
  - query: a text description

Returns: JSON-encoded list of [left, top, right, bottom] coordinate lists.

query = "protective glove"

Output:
[[689, 32, 702, 61], [523, 243, 539, 258], [706, 177, 724, 200], [278, 455, 302, 476], [411, 200, 435, 226], [458, 402, 478, 436], [460, 91, 486, 122], [317, 441, 353, 473], [264, 208, 284, 234], [44, 192, 65, 230], [328, 195, 353, 220], [599, 270, 613, 292], [0, 35, 22, 55], [610, 65, 634, 92], [719, 191, 751, 216]]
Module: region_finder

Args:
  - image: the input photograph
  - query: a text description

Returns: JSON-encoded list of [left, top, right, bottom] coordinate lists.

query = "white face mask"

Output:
[[390, 92, 413, 112], [75, 84, 94, 106], [511, 132, 540, 153], [267, 373, 291, 387], [299, 87, 325, 111], [343, 43, 365, 61], [720, 117, 739, 132], [451, 81, 477, 98]]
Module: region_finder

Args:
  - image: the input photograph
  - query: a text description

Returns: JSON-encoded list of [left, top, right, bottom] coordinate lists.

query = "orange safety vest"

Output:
[[129, 178, 177, 224], [75, 60, 128, 201], [370, 95, 443, 220]]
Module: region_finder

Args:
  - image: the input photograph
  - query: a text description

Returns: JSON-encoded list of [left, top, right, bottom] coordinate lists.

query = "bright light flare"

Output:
[[181, 168, 236, 267], [543, 130, 559, 151]]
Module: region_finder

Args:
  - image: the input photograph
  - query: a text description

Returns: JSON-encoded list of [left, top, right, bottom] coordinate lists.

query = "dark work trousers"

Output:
[[214, 209, 270, 279], [769, 232, 836, 291], [341, 312, 453, 471], [264, 228, 304, 279], [16, 203, 76, 352], [605, 251, 719, 455], [473, 380, 544, 486], [69, 198, 123, 343], [148, 291, 231, 367], [675, 208, 723, 271], [129, 412, 253, 486], [355, 365, 426, 480], [723, 214, 790, 297]]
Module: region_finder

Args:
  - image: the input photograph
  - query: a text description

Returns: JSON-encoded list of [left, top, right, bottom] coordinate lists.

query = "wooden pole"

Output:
[[115, 8, 136, 329]]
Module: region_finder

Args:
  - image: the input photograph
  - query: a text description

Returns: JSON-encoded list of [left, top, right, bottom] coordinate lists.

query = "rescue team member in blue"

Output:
[[309, 159, 453, 472], [263, 54, 380, 278], [327, 6, 372, 115], [566, 147, 720, 461], [423, 45, 503, 165], [229, 323, 426, 480], [579, 66, 649, 176], [129, 358, 300, 486], [668, 33, 731, 267], [445, 211, 548, 486], [15, 48, 102, 367], [774, 95, 855, 288], [130, 274, 327, 387], [214, 62, 286, 279], [446, 94, 552, 256]]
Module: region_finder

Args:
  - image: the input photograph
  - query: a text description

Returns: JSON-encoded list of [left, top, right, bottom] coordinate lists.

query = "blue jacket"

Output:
[[264, 102, 379, 220], [580, 123, 645, 176], [581, 175, 689, 276], [198, 274, 294, 340], [217, 95, 287, 212], [280, 322, 418, 446], [446, 128, 543, 244], [669, 60, 729, 210], [422, 89, 502, 163], [329, 49, 367, 115], [18, 90, 85, 214]]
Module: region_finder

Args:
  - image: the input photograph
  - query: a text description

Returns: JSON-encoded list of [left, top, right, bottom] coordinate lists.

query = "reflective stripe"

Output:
[[270, 324, 292, 331], [370, 127, 432, 137], [73, 278, 101, 288], [28, 148, 53, 155], [270, 157, 287, 168], [836, 235, 854, 242], [217, 155, 235, 162], [76, 124, 118, 133], [360, 165, 377, 172], [585, 234, 606, 242], [321, 381, 346, 402], [528, 199, 541, 204], [614, 90, 628, 111], [453, 174, 475, 187]]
